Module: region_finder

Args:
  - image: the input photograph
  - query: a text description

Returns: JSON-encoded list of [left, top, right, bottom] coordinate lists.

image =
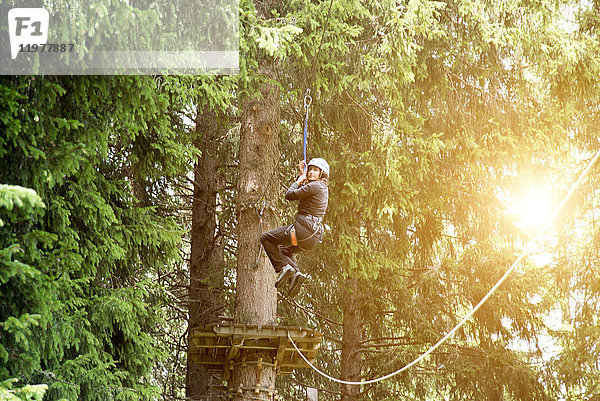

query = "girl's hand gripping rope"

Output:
[[296, 160, 308, 185]]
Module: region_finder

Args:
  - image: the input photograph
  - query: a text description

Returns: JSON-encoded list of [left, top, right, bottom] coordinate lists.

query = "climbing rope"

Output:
[[289, 147, 600, 386], [303, 89, 312, 169]]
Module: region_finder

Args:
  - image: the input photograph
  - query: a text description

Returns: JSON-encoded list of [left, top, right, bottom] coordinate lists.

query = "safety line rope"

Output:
[[303, 89, 312, 169], [289, 147, 600, 386], [254, 199, 267, 268]]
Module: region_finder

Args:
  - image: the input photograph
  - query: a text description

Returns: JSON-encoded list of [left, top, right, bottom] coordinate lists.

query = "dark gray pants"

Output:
[[260, 225, 298, 273], [260, 221, 319, 273]]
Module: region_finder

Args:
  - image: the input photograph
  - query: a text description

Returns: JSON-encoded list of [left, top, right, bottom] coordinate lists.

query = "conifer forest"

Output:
[[2, 0, 600, 400]]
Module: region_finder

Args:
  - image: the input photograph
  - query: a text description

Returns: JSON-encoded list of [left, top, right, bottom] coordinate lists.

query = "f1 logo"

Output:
[[8, 8, 49, 59]]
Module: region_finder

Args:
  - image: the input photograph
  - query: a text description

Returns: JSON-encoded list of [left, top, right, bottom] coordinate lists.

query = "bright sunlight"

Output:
[[508, 186, 556, 231]]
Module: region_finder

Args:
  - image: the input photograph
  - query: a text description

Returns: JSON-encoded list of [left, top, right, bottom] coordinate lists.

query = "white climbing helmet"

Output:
[[307, 158, 330, 179]]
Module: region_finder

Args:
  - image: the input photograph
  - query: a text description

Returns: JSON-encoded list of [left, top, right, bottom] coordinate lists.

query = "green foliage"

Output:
[[0, 378, 48, 401], [255, 25, 303, 58], [0, 186, 47, 401], [0, 185, 45, 228], [0, 74, 194, 400]]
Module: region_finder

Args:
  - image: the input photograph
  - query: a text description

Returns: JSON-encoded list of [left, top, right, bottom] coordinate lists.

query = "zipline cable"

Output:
[[289, 147, 600, 386]]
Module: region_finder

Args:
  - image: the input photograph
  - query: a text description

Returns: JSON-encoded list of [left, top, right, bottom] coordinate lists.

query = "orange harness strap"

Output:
[[290, 226, 298, 246]]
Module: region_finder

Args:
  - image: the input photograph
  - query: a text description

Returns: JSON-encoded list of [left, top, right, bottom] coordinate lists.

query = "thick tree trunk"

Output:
[[186, 108, 226, 400], [232, 66, 279, 396], [341, 277, 363, 401], [232, 2, 280, 395]]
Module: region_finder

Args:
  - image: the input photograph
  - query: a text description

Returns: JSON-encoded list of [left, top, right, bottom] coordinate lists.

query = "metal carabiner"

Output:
[[303, 88, 312, 109]]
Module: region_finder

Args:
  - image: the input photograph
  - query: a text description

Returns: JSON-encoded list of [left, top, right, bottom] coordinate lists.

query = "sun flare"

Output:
[[508, 188, 555, 230]]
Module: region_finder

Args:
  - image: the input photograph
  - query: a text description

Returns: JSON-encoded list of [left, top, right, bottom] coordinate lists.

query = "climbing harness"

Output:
[[288, 223, 323, 248], [303, 89, 312, 169], [288, 147, 600, 386], [297, 226, 322, 245]]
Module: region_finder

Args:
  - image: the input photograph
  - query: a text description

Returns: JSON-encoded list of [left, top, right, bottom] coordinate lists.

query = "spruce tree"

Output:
[[0, 75, 194, 401]]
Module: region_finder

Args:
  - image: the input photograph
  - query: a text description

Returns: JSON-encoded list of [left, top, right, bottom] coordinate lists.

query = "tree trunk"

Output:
[[333, 100, 369, 401], [341, 277, 363, 401], [232, 2, 280, 397], [186, 107, 226, 400]]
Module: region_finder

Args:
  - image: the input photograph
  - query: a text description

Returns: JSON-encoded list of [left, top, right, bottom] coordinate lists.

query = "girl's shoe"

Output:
[[275, 264, 295, 288], [288, 271, 307, 298]]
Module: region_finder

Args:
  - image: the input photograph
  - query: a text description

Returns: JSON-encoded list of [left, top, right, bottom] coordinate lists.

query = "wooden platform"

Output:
[[189, 321, 322, 380]]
